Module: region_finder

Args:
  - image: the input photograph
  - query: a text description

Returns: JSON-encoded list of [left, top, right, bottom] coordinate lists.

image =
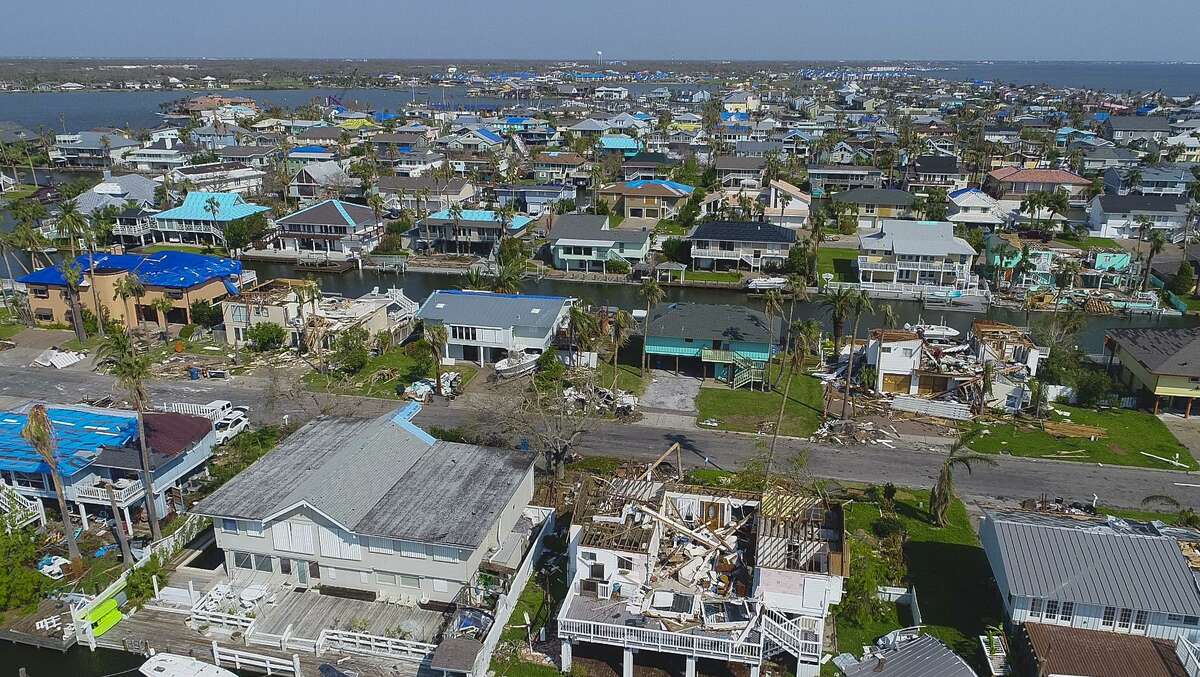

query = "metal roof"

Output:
[[647, 302, 780, 345], [192, 409, 533, 548], [860, 220, 976, 257], [152, 192, 269, 223], [417, 289, 570, 334], [842, 636, 977, 677], [983, 511, 1200, 616], [276, 199, 379, 228], [549, 215, 650, 245], [425, 209, 532, 231]]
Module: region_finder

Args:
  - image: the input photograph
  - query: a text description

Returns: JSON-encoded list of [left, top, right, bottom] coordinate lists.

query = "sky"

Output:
[[3, 0, 1199, 62]]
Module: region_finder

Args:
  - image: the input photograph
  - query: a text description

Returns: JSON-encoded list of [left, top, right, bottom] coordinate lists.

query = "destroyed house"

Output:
[[558, 476, 846, 677]]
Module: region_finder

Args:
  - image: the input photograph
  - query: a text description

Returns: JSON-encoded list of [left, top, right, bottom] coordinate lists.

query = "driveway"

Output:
[[641, 369, 702, 414]]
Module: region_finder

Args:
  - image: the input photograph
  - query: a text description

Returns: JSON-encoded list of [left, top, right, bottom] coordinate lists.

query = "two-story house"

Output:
[[1089, 193, 1190, 240], [53, 130, 139, 168], [687, 220, 796, 272], [547, 214, 651, 272], [644, 302, 780, 388], [558, 476, 844, 677], [416, 209, 533, 255], [621, 152, 677, 181], [150, 191, 270, 248], [1105, 326, 1200, 417], [831, 188, 916, 230], [416, 289, 572, 365], [274, 199, 384, 255], [192, 405, 535, 604], [288, 160, 360, 203], [532, 152, 588, 184], [1104, 163, 1199, 197], [856, 220, 977, 292], [714, 155, 767, 188], [170, 161, 265, 196], [597, 180, 694, 220], [1102, 116, 1172, 144], [494, 184, 576, 217], [376, 176, 477, 214], [217, 145, 282, 169], [906, 155, 968, 196], [948, 187, 1011, 228], [807, 165, 884, 198], [765, 179, 812, 228], [123, 136, 198, 172]]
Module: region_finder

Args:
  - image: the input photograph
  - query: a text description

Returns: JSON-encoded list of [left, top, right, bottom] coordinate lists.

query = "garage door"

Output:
[[882, 373, 911, 394], [917, 376, 949, 395]]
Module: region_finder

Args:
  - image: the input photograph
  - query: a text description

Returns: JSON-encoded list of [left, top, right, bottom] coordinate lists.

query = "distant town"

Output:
[[0, 58, 1199, 677]]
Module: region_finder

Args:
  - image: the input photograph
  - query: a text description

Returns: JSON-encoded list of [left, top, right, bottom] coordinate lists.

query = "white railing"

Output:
[[191, 603, 256, 631], [72, 481, 144, 504], [212, 641, 302, 675], [315, 628, 436, 661], [0, 480, 44, 529], [692, 247, 787, 260], [857, 257, 970, 274], [112, 221, 152, 237], [826, 280, 987, 298], [1177, 636, 1200, 677], [159, 401, 227, 421], [761, 608, 821, 660], [557, 613, 762, 662]]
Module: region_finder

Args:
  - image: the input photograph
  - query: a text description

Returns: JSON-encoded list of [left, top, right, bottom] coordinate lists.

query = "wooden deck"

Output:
[[0, 598, 77, 651], [99, 607, 431, 677], [254, 588, 447, 643]]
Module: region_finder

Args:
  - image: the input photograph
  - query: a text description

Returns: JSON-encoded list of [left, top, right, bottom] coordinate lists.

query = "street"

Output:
[[1, 365, 1197, 510]]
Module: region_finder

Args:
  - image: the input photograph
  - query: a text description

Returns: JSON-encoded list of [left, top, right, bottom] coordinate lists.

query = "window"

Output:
[[272, 522, 316, 555], [581, 551, 597, 562], [399, 575, 420, 589], [451, 325, 477, 341], [254, 554, 273, 573], [222, 518, 238, 535], [1134, 610, 1148, 633], [398, 541, 426, 559], [234, 552, 252, 570], [244, 521, 263, 537], [1044, 600, 1059, 620], [430, 545, 459, 563], [1118, 608, 1133, 630], [360, 571, 370, 584], [1028, 598, 1042, 619], [617, 556, 633, 573], [1102, 607, 1116, 628], [1187, 616, 1200, 627], [1059, 601, 1074, 623], [32, 288, 49, 299], [432, 579, 449, 593], [376, 571, 396, 585], [280, 558, 292, 575]]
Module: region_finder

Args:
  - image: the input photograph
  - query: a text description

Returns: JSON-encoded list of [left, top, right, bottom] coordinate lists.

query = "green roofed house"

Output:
[[644, 302, 780, 389], [150, 191, 270, 247]]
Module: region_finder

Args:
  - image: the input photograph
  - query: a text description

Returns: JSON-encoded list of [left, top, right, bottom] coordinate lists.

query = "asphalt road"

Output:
[[2, 365, 1197, 511]]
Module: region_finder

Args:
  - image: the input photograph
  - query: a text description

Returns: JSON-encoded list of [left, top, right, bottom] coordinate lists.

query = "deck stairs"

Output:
[[731, 353, 765, 389], [0, 480, 44, 529], [760, 608, 820, 661]]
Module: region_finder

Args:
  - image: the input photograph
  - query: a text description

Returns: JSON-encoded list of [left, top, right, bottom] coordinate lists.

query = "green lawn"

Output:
[[303, 347, 477, 399], [0, 323, 22, 341], [840, 488, 1001, 664], [1055, 236, 1120, 251], [694, 365, 824, 437], [816, 247, 858, 282], [654, 219, 689, 236], [971, 404, 1197, 470], [1, 184, 39, 203], [595, 359, 646, 396], [683, 269, 742, 284]]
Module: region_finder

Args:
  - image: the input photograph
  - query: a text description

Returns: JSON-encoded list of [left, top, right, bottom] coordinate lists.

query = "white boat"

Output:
[[140, 654, 237, 677], [747, 277, 788, 290], [904, 317, 960, 341], [495, 351, 539, 378]]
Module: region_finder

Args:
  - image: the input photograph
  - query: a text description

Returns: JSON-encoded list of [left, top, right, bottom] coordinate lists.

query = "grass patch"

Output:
[[694, 364, 824, 437], [595, 359, 646, 396], [490, 655, 561, 677], [683, 269, 742, 284], [816, 247, 857, 282], [654, 219, 689, 236], [840, 488, 1001, 664], [137, 243, 230, 257], [566, 456, 624, 475], [0, 323, 23, 341], [303, 347, 477, 399], [1055, 236, 1120, 251], [970, 404, 1197, 470], [1, 184, 39, 202]]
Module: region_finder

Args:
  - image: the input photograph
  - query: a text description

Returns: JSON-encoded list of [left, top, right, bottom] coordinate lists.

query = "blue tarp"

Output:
[[19, 251, 243, 290], [0, 407, 138, 476]]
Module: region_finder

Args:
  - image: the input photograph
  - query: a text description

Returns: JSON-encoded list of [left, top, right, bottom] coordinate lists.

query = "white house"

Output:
[[856, 220, 978, 293], [416, 290, 572, 365], [766, 179, 812, 228], [1088, 193, 1189, 240]]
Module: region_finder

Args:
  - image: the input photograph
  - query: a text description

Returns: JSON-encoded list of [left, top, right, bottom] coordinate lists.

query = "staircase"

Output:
[[0, 481, 44, 530], [760, 608, 821, 661], [731, 353, 765, 389]]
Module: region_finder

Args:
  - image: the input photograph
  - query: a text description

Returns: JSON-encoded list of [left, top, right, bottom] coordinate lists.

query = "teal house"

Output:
[[644, 303, 780, 389], [547, 214, 651, 272]]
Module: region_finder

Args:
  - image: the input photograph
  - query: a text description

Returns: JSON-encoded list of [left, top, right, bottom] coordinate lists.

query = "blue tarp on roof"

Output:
[[373, 112, 401, 123], [0, 407, 137, 477], [152, 192, 270, 223], [19, 251, 243, 289], [290, 145, 330, 153]]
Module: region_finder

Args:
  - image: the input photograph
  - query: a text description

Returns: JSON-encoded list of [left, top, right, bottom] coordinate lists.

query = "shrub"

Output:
[[178, 324, 197, 340], [872, 516, 905, 539], [605, 259, 630, 274], [126, 555, 168, 609], [660, 237, 691, 264], [245, 322, 286, 351]]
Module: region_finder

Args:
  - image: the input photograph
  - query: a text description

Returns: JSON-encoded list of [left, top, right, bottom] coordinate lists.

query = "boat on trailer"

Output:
[[746, 276, 788, 290]]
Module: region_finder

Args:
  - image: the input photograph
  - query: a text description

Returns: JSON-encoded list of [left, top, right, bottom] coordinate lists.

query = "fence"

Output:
[[212, 641, 301, 675], [470, 508, 557, 676], [876, 585, 922, 625], [315, 628, 436, 661], [1177, 636, 1200, 677]]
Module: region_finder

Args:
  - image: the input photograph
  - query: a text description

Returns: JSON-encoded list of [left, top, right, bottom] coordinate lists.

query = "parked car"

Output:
[[214, 412, 249, 445]]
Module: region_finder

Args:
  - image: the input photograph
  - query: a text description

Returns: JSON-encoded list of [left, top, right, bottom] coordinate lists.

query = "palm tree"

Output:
[[96, 333, 161, 540], [767, 341, 803, 477], [458, 268, 487, 290], [22, 405, 82, 563], [929, 431, 997, 527], [113, 274, 146, 332], [762, 290, 784, 391], [203, 196, 222, 247], [795, 319, 822, 372], [880, 304, 898, 330], [490, 260, 523, 294], [59, 262, 87, 342], [1044, 190, 1069, 231], [1019, 191, 1047, 233], [57, 200, 89, 258], [424, 324, 449, 395], [840, 291, 873, 419], [1144, 230, 1166, 291], [567, 304, 599, 368], [820, 286, 856, 361], [608, 310, 634, 391], [639, 278, 665, 375], [150, 296, 174, 340]]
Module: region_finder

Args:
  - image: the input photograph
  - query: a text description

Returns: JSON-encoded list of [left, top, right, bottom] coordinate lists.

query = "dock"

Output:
[[0, 598, 78, 652], [294, 259, 357, 275]]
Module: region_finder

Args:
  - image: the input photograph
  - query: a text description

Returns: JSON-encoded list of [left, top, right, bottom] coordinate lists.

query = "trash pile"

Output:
[[810, 419, 900, 447], [33, 348, 86, 369], [562, 384, 638, 415], [403, 372, 463, 401]]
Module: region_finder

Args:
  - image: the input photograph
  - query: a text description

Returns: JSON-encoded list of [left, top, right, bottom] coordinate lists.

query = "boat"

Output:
[[140, 654, 237, 677], [495, 350, 539, 378], [904, 317, 960, 341], [746, 277, 788, 290]]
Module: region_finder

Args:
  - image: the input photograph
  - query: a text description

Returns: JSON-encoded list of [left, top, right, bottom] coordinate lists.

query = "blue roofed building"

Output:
[[150, 191, 270, 247], [596, 134, 641, 159], [644, 302, 780, 389], [417, 209, 534, 256], [0, 404, 217, 533], [417, 289, 573, 364], [19, 250, 246, 329]]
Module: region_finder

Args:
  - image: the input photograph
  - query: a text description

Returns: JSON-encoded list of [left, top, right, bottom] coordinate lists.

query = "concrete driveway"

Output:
[[641, 369, 702, 414]]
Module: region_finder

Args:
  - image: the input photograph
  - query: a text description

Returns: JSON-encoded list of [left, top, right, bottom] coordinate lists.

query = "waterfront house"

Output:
[[981, 509, 1200, 640], [765, 179, 811, 228], [416, 289, 572, 364], [191, 405, 534, 604], [151, 191, 270, 247], [547, 214, 651, 271], [644, 302, 779, 388], [715, 155, 767, 188], [222, 280, 416, 348], [687, 220, 796, 272], [123, 136, 198, 172], [377, 175, 477, 213], [287, 145, 338, 170], [0, 403, 215, 533], [495, 184, 576, 216], [532, 152, 588, 184], [386, 150, 446, 178], [170, 161, 265, 196], [190, 123, 247, 150], [1080, 147, 1140, 174], [288, 160, 360, 203], [1102, 115, 1172, 144], [807, 165, 883, 198], [863, 329, 927, 395], [274, 199, 384, 255], [983, 233, 1056, 288], [905, 155, 968, 196], [1104, 163, 1199, 197], [53, 130, 139, 168], [73, 172, 158, 217], [1022, 623, 1195, 677], [984, 167, 1091, 210], [417, 209, 533, 255], [217, 145, 281, 169], [831, 188, 916, 230], [1105, 327, 1200, 416], [20, 250, 244, 328], [1088, 193, 1189, 240], [856, 220, 977, 291], [597, 179, 694, 220], [558, 477, 842, 677], [621, 152, 677, 181], [596, 134, 641, 159]]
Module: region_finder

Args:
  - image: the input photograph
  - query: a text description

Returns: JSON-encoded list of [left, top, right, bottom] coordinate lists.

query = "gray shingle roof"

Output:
[[842, 636, 977, 677], [983, 511, 1200, 616], [647, 302, 780, 345], [191, 412, 532, 548], [1108, 327, 1200, 378], [549, 215, 650, 245], [1097, 193, 1187, 215], [417, 290, 570, 335], [687, 220, 796, 244], [1108, 116, 1172, 132], [832, 188, 915, 207]]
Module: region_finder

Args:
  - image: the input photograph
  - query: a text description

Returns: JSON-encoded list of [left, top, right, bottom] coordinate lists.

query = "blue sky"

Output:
[[3, 0, 1199, 61]]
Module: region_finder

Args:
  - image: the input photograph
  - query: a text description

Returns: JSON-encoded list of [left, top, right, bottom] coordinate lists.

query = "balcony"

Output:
[[857, 257, 969, 274], [112, 221, 152, 237], [71, 478, 144, 505]]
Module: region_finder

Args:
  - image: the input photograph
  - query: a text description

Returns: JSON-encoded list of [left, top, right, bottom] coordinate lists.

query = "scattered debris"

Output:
[[33, 348, 85, 369]]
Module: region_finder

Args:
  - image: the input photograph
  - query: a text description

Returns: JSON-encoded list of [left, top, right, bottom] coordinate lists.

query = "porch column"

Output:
[[122, 506, 133, 537], [750, 665, 761, 677], [622, 648, 634, 677], [560, 640, 572, 672], [685, 656, 696, 677], [77, 501, 88, 530], [1188, 398, 1194, 419], [1155, 396, 1162, 415]]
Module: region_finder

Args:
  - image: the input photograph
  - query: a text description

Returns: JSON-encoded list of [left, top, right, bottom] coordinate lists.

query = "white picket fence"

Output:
[[212, 641, 301, 675]]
